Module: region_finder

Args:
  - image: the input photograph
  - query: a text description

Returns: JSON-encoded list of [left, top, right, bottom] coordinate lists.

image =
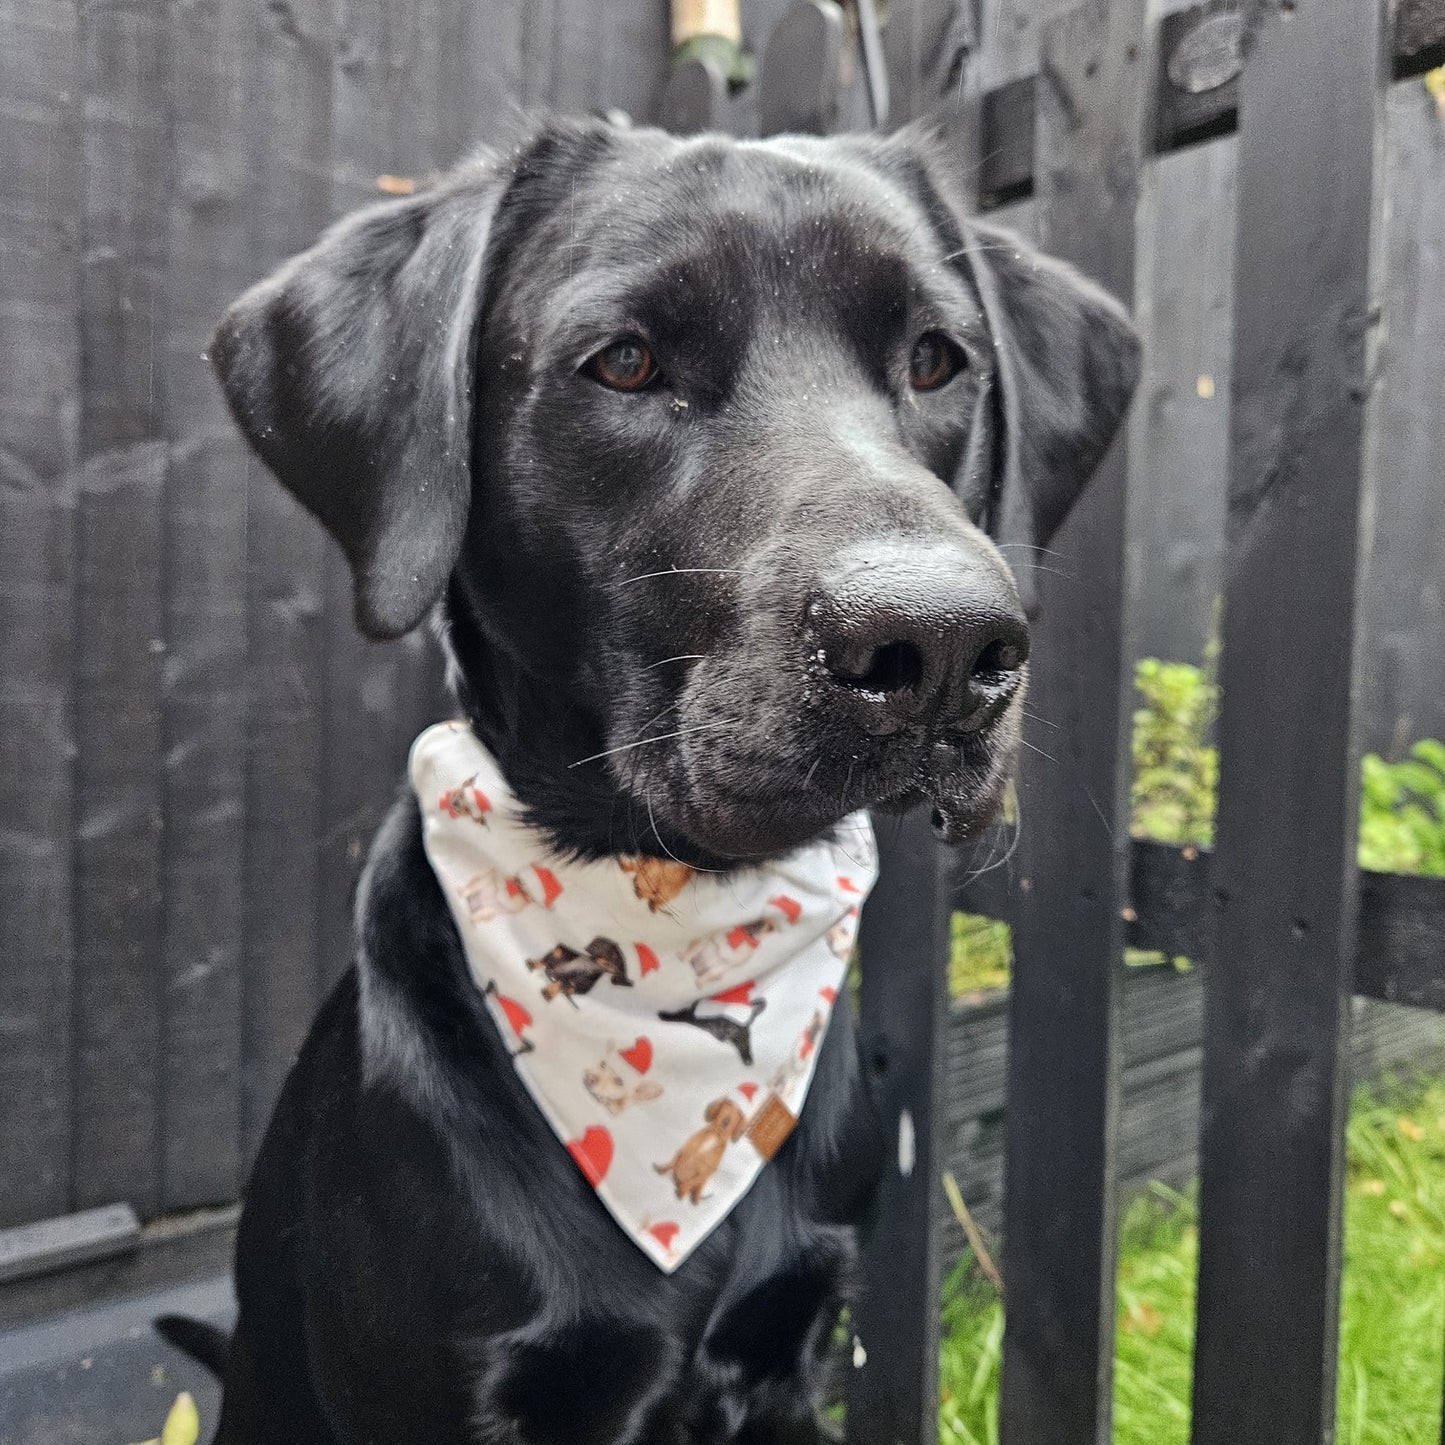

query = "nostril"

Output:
[[830, 639, 925, 695], [972, 636, 1028, 679]]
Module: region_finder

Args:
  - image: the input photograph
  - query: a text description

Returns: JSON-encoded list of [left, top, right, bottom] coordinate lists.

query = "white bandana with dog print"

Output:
[[411, 721, 878, 1273]]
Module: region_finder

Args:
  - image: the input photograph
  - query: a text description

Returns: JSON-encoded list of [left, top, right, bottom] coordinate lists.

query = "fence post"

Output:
[[848, 808, 952, 1445], [995, 1, 1148, 1441], [1189, 1, 1392, 1442]]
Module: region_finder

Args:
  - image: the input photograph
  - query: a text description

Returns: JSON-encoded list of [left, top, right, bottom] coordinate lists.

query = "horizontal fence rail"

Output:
[[974, 0, 1445, 208], [956, 839, 1445, 1016]]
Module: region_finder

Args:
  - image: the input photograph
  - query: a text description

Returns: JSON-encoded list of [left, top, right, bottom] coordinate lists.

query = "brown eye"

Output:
[[909, 332, 965, 391], [585, 337, 657, 391]]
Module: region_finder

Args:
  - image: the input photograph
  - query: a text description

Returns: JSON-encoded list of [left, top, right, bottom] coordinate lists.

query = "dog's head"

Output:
[[703, 1097, 749, 1143], [211, 120, 1138, 866]]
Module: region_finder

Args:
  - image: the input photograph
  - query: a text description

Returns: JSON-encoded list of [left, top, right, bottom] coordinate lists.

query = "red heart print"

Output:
[[566, 1125, 613, 1187], [648, 1221, 679, 1250], [619, 1037, 652, 1075], [819, 986, 837, 1004]]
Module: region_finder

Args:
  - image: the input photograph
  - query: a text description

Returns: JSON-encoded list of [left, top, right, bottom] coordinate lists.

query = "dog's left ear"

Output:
[[953, 215, 1141, 613], [209, 170, 504, 639]]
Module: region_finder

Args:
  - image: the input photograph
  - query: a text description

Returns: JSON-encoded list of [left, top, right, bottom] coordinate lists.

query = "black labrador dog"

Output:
[[172, 118, 1137, 1444]]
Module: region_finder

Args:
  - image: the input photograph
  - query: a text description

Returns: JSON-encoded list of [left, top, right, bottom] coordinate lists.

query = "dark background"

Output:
[[2, 0, 1442, 1236]]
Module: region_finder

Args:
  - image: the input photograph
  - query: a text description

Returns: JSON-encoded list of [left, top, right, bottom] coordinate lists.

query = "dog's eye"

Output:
[[908, 332, 966, 392], [584, 337, 657, 392]]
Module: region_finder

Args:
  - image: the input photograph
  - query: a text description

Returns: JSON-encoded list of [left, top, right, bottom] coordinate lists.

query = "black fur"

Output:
[[180, 119, 1138, 1444]]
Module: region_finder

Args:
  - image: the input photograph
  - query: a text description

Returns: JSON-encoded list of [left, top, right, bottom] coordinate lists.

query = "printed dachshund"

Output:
[[655, 1096, 749, 1204], [527, 937, 631, 1002]]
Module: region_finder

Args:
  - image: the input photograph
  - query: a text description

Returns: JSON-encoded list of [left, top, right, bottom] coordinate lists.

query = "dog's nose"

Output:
[[808, 544, 1028, 737]]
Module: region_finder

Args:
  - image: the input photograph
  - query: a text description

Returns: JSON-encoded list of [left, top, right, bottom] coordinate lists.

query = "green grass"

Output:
[[939, 1074, 1445, 1444]]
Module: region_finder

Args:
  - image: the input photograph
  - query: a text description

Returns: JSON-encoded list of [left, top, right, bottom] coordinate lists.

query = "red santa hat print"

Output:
[[697, 980, 758, 1026], [767, 894, 802, 925], [508, 863, 562, 909]]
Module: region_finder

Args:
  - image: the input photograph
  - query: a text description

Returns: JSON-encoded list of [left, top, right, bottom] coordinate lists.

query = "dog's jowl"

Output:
[[172, 119, 1138, 1444]]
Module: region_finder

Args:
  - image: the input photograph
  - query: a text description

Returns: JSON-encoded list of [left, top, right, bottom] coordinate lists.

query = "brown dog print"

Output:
[[583, 1038, 662, 1115], [654, 1087, 755, 1203], [619, 855, 695, 912], [438, 774, 492, 825]]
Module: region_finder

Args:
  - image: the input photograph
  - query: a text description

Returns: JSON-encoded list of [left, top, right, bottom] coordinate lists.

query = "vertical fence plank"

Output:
[[155, 0, 258, 1212], [996, 1, 1146, 1441], [71, 0, 172, 1216], [0, 0, 82, 1228], [848, 810, 952, 1445], [1189, 3, 1391, 1442], [239, 0, 335, 1164]]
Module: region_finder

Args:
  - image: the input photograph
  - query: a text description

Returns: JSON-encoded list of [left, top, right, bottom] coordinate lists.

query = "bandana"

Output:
[[410, 721, 878, 1272]]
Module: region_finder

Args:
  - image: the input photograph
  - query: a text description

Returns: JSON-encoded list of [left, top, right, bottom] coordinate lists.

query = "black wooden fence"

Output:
[[4, 1, 1445, 1443], [853, 3, 1445, 1444]]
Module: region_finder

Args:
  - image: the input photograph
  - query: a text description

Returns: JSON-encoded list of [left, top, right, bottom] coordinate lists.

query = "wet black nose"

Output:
[[808, 544, 1029, 737]]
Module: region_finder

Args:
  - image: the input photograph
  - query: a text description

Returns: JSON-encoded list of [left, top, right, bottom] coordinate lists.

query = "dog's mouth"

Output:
[[608, 678, 1024, 866]]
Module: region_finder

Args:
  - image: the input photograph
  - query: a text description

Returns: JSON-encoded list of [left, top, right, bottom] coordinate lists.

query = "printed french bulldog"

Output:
[[583, 1038, 663, 1115]]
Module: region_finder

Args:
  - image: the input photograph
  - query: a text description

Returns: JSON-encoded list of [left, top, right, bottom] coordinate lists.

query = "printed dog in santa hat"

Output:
[[437, 774, 492, 825], [682, 894, 802, 987], [583, 1037, 663, 1116], [458, 862, 563, 923]]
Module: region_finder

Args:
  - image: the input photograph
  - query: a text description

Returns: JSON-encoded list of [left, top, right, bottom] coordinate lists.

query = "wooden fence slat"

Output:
[[0, 0, 82, 1228], [847, 809, 952, 1445], [1189, 1, 1391, 1441], [996, 1, 1146, 1440], [155, 0, 258, 1213], [71, 0, 172, 1217], [239, 0, 336, 1163]]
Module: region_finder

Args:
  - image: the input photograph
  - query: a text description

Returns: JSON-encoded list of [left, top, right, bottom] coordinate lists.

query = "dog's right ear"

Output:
[[209, 170, 504, 639]]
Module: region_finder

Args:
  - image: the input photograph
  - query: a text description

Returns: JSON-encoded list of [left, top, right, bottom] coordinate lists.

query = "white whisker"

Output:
[[568, 717, 743, 769], [646, 789, 724, 874], [1020, 737, 1059, 766], [618, 568, 743, 586]]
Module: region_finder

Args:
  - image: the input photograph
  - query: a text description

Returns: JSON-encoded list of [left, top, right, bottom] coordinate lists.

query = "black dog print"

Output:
[[659, 990, 768, 1066]]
